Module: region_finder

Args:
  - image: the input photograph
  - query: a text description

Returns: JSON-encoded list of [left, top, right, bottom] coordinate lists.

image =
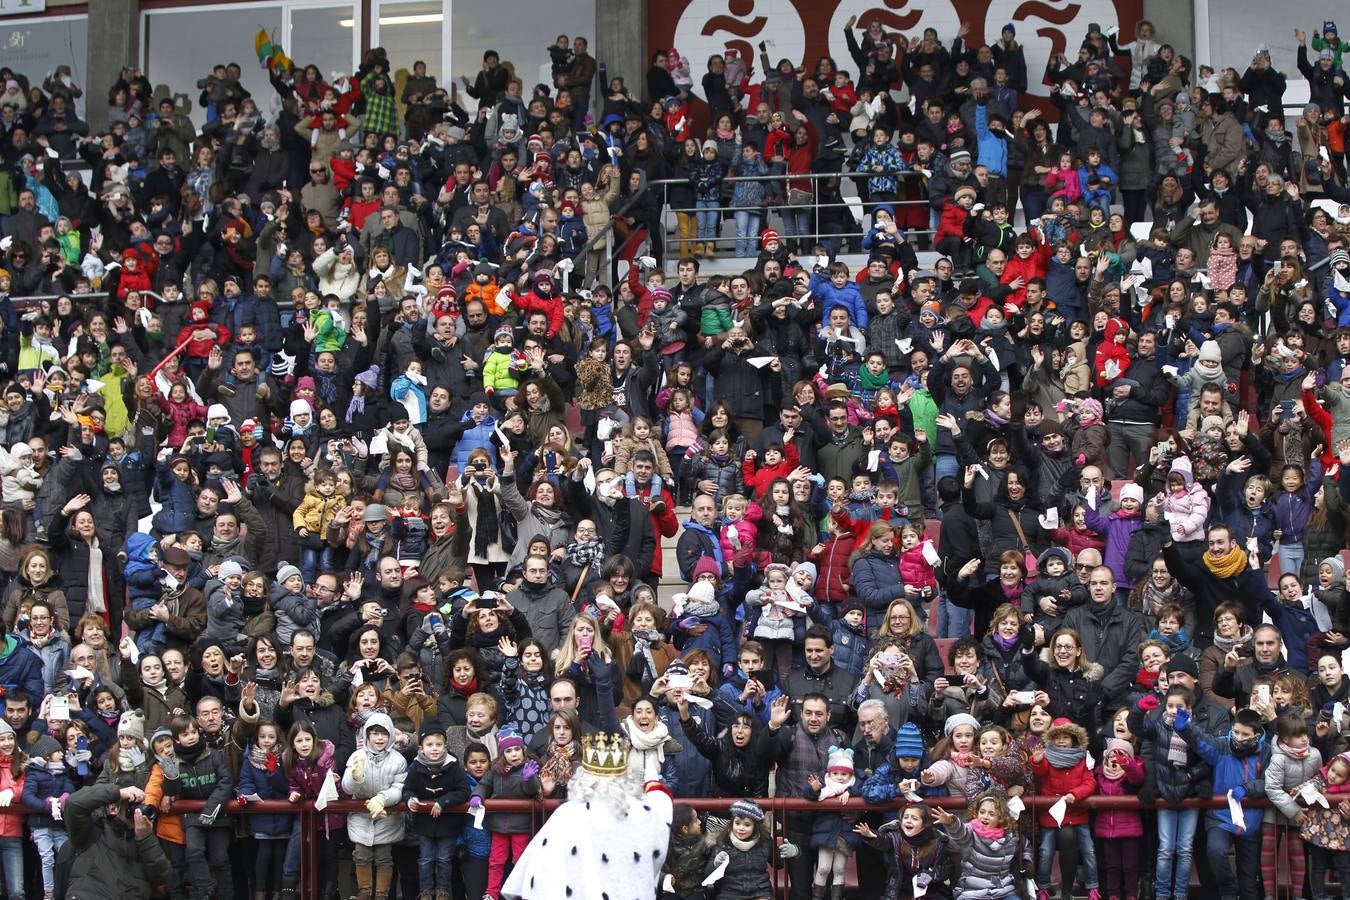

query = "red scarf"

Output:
[[450, 676, 479, 699]]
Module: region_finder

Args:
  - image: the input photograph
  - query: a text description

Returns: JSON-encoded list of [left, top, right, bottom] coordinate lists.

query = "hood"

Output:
[[1168, 456, 1194, 488], [1102, 316, 1129, 345], [1045, 720, 1089, 748], [361, 711, 396, 749], [1036, 546, 1072, 574], [125, 533, 158, 565]]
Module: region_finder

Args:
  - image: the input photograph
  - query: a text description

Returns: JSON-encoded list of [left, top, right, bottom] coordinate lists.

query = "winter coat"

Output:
[[705, 834, 774, 900], [163, 742, 232, 829], [287, 739, 344, 834], [472, 760, 540, 834], [1030, 752, 1095, 827], [59, 783, 174, 900], [500, 658, 551, 742], [943, 817, 1020, 900], [681, 714, 775, 798], [340, 713, 408, 845], [236, 747, 292, 836], [1093, 760, 1145, 838], [1188, 729, 1269, 835], [850, 551, 906, 619], [1266, 744, 1324, 822], [1062, 599, 1146, 706], [21, 758, 73, 829], [1128, 707, 1212, 804], [403, 755, 471, 838], [1021, 653, 1104, 724], [656, 700, 713, 797], [1082, 502, 1145, 590]]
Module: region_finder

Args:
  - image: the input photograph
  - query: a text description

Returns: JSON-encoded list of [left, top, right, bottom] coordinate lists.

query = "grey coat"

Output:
[[1265, 744, 1324, 821], [943, 816, 1020, 900], [340, 713, 408, 846]]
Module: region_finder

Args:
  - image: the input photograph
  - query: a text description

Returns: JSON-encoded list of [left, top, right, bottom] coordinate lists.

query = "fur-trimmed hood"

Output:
[[1037, 653, 1105, 683], [1045, 720, 1090, 748]]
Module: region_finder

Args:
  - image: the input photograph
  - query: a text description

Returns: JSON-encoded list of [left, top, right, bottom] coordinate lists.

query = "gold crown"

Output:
[[581, 732, 630, 776]]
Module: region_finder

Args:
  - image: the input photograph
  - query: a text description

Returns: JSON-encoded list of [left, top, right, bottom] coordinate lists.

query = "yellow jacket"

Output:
[[293, 491, 347, 534]]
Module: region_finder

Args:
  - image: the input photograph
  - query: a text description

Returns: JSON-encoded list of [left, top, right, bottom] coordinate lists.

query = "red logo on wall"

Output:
[[652, 0, 1143, 102]]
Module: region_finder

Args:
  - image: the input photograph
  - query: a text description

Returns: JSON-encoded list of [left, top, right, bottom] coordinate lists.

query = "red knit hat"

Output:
[[761, 228, 780, 246]]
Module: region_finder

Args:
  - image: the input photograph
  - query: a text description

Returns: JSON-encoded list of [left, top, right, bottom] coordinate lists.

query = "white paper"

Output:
[[900, 779, 922, 802], [1006, 795, 1026, 818], [702, 855, 730, 887], [1041, 508, 1060, 529], [1085, 751, 1095, 771], [922, 542, 941, 567], [1300, 782, 1331, 808], [867, 450, 881, 471], [368, 430, 389, 455], [773, 598, 808, 614], [1228, 790, 1245, 831], [1048, 796, 1068, 827], [745, 356, 777, 369], [49, 697, 69, 721], [986, 349, 1000, 371], [50, 799, 62, 821], [914, 875, 930, 898], [472, 804, 486, 830], [662, 875, 675, 893], [315, 771, 339, 810], [65, 666, 95, 682], [897, 338, 913, 354], [242, 793, 262, 802], [1335, 702, 1345, 733]]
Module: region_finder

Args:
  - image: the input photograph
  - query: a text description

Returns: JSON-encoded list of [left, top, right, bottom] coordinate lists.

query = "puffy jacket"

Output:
[[684, 453, 743, 507], [1029, 755, 1095, 827], [452, 412, 500, 472], [1082, 499, 1145, 590], [236, 746, 292, 837], [472, 760, 540, 834], [851, 551, 905, 619], [458, 773, 492, 858], [942, 816, 1020, 900], [898, 541, 939, 591], [341, 713, 408, 845], [808, 608, 870, 677], [0, 756, 22, 837], [403, 755, 471, 838], [1266, 744, 1324, 821], [167, 742, 232, 829], [0, 635, 45, 701], [58, 783, 174, 900], [1094, 759, 1145, 837], [287, 739, 344, 834], [1189, 729, 1269, 834], [293, 491, 346, 534], [1128, 706, 1212, 804]]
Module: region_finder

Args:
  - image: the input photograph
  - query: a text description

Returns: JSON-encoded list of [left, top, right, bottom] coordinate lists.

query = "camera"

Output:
[[135, 802, 158, 822]]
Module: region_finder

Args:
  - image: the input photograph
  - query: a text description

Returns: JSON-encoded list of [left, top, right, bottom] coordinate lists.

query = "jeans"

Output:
[[781, 206, 810, 246], [301, 543, 334, 585], [185, 825, 233, 900], [1108, 421, 1155, 479], [695, 199, 719, 241], [935, 596, 972, 638], [32, 826, 67, 893], [1037, 825, 1098, 894], [0, 836, 20, 897], [1276, 540, 1305, 577], [418, 834, 455, 891], [934, 452, 960, 485], [734, 209, 761, 257], [1206, 826, 1261, 900]]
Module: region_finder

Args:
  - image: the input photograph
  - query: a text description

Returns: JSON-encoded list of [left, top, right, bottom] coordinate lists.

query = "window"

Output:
[[0, 16, 88, 116]]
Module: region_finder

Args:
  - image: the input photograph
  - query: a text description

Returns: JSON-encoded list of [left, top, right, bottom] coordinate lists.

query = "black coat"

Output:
[[680, 715, 776, 797], [403, 757, 472, 837]]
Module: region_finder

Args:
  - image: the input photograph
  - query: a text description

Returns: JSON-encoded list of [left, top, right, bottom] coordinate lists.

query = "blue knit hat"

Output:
[[729, 799, 764, 822], [497, 726, 525, 753], [894, 722, 925, 760]]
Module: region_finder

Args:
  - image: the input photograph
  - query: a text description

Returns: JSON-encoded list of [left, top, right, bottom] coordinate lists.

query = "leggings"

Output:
[[1101, 835, 1141, 900], [814, 846, 850, 887], [1262, 822, 1305, 900], [470, 562, 506, 593], [487, 833, 530, 899], [254, 835, 287, 894]]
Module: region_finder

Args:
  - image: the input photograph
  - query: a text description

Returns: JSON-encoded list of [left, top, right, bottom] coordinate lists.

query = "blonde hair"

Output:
[[553, 612, 612, 676], [465, 691, 500, 722]]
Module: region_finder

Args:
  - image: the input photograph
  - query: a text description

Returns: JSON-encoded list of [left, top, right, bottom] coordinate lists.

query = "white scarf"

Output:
[[728, 832, 759, 852], [86, 538, 105, 614], [622, 717, 670, 781]]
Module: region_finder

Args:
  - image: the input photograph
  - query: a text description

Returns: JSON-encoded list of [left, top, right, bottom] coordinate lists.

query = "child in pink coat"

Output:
[[1163, 456, 1211, 544], [896, 524, 939, 603], [1094, 738, 1146, 900]]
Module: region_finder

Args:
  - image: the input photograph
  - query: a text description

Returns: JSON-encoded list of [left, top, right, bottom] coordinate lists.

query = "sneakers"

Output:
[[1037, 891, 1050, 900], [1088, 890, 1102, 900]]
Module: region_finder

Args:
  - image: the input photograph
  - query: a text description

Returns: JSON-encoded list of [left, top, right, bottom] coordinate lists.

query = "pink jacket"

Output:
[[664, 410, 700, 451], [720, 503, 762, 566], [898, 542, 938, 591], [1093, 759, 1145, 838]]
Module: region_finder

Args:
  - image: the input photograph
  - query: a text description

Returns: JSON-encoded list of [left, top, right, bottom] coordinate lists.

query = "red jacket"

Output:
[[810, 531, 856, 604], [0, 758, 24, 838], [1000, 240, 1051, 309], [1029, 754, 1096, 828], [936, 199, 969, 242], [514, 288, 564, 337], [177, 301, 231, 359], [631, 482, 678, 577], [742, 441, 800, 499]]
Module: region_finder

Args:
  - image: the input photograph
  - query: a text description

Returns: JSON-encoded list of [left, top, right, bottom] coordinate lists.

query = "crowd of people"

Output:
[[1, 9, 1350, 900]]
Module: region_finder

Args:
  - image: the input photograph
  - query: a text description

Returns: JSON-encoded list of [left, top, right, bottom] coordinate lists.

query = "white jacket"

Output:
[[341, 712, 407, 846]]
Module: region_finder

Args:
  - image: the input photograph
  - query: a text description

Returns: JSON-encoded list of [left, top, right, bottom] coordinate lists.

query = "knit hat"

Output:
[[1164, 655, 1199, 678], [8, 443, 30, 459], [792, 561, 817, 583], [948, 149, 971, 164], [1105, 738, 1135, 761], [729, 798, 764, 822], [1119, 483, 1145, 505], [289, 398, 311, 418], [954, 185, 977, 202], [218, 560, 245, 579], [354, 365, 380, 390], [532, 269, 553, 286], [150, 727, 173, 748], [692, 555, 721, 582], [0, 721, 12, 738], [1322, 48, 1336, 61], [1199, 415, 1226, 434], [497, 725, 525, 753], [117, 710, 145, 742], [944, 713, 980, 736], [894, 722, 925, 759], [419, 718, 448, 742], [495, 324, 515, 342], [840, 598, 865, 618], [206, 403, 229, 423], [31, 735, 61, 759], [1002, 23, 1016, 35], [1322, 556, 1347, 583], [686, 579, 716, 605], [1198, 340, 1223, 364], [826, 746, 855, 774], [364, 504, 388, 522], [761, 228, 780, 246], [1076, 398, 1104, 420], [1325, 20, 1338, 34], [701, 139, 718, 153], [919, 300, 942, 318], [649, 286, 672, 304], [277, 563, 302, 584]]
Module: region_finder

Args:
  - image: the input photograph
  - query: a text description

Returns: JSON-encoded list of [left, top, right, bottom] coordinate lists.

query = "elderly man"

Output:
[[1212, 623, 1290, 708]]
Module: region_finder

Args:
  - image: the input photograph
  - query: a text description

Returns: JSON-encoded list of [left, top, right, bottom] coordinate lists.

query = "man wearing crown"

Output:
[[501, 731, 673, 900]]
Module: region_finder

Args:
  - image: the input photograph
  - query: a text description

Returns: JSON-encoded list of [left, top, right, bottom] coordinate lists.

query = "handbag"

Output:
[[787, 187, 813, 206], [1007, 510, 1038, 574]]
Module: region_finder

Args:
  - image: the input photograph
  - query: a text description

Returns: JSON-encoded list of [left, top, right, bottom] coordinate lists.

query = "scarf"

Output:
[[983, 407, 1010, 427], [817, 773, 855, 800], [1212, 626, 1254, 655], [388, 471, 417, 492], [565, 538, 606, 568], [142, 673, 169, 698], [471, 480, 500, 559], [715, 127, 735, 141], [859, 368, 891, 391], [468, 724, 498, 759], [1204, 545, 1249, 580], [211, 534, 242, 558], [450, 676, 479, 700], [1278, 740, 1311, 760], [86, 538, 105, 614], [1044, 746, 1086, 769], [1149, 627, 1190, 654], [414, 751, 448, 770], [991, 632, 1018, 652], [249, 744, 280, 773], [968, 819, 1006, 840], [729, 832, 759, 852], [345, 394, 365, 423], [1000, 580, 1024, 602], [118, 747, 145, 770], [681, 520, 725, 570], [623, 717, 670, 781]]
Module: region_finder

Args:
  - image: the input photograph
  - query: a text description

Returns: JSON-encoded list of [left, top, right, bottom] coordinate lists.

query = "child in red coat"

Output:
[[113, 247, 154, 300], [741, 439, 800, 500], [1094, 317, 1132, 388], [1030, 719, 1099, 900], [896, 523, 939, 605], [176, 301, 231, 376], [936, 183, 976, 270]]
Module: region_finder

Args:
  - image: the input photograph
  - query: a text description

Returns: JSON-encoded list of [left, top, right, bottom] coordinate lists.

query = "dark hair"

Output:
[[803, 624, 832, 647]]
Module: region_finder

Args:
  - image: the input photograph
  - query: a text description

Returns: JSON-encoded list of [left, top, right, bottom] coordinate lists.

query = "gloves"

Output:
[[778, 841, 800, 859], [0, 790, 11, 807], [1230, 786, 1246, 802], [1138, 694, 1160, 712], [350, 753, 366, 783], [159, 756, 180, 780], [713, 850, 729, 870], [521, 760, 540, 781], [468, 795, 483, 810], [676, 616, 700, 631], [198, 805, 218, 827], [638, 255, 657, 269], [1018, 623, 1036, 651], [366, 795, 387, 818], [1173, 708, 1190, 732]]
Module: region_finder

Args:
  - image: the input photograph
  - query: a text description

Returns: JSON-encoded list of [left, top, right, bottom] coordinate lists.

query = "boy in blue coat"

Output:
[[811, 261, 869, 329], [1178, 706, 1269, 900]]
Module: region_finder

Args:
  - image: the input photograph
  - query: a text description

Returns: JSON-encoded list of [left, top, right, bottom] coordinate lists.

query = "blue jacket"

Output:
[[0, 635, 44, 700], [1189, 728, 1269, 834], [974, 105, 1008, 177], [807, 606, 870, 678], [669, 608, 738, 673], [1259, 590, 1318, 673], [713, 668, 781, 729], [457, 773, 492, 857], [452, 412, 499, 472], [657, 699, 714, 797], [809, 272, 869, 329], [236, 748, 294, 836], [22, 757, 75, 828]]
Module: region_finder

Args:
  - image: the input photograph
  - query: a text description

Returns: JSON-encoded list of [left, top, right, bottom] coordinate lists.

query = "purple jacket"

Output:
[[1082, 501, 1144, 588], [1093, 759, 1145, 838]]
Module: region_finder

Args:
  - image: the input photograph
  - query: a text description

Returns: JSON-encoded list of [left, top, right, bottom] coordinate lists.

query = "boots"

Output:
[[353, 865, 373, 900], [812, 886, 827, 900], [373, 867, 393, 900], [830, 885, 846, 900], [433, 891, 452, 900]]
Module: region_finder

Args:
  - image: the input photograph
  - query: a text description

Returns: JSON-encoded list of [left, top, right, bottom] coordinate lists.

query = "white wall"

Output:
[[450, 0, 595, 108]]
